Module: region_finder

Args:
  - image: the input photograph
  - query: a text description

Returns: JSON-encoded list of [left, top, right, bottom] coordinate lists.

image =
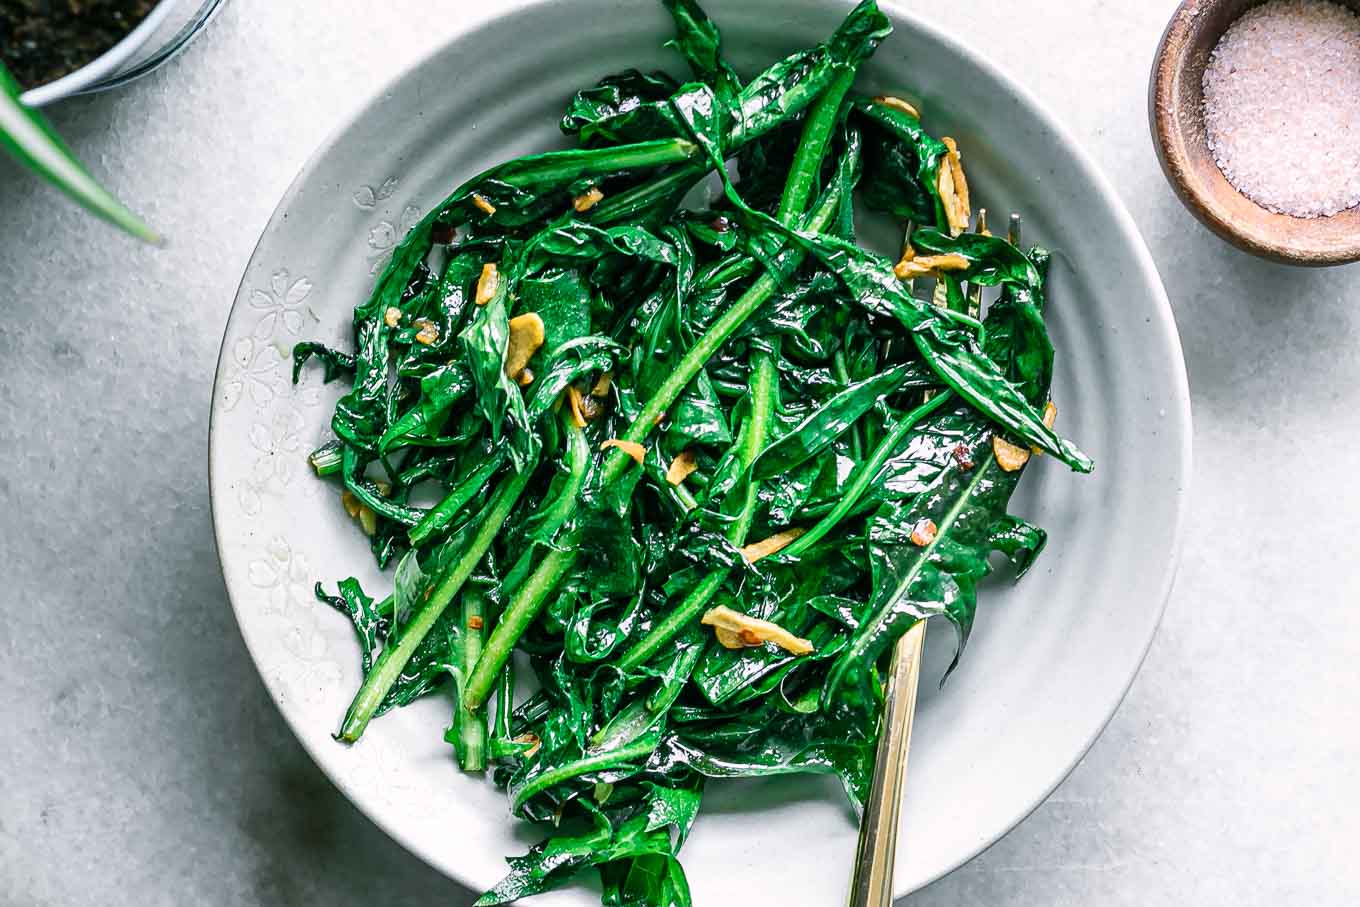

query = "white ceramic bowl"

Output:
[[210, 1, 1192, 902], [18, 0, 228, 107]]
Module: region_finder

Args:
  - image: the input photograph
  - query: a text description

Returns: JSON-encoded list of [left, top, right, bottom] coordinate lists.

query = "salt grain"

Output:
[[1202, 0, 1360, 218]]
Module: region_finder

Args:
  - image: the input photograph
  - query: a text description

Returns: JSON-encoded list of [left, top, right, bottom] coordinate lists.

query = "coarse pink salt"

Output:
[[1202, 0, 1360, 219]]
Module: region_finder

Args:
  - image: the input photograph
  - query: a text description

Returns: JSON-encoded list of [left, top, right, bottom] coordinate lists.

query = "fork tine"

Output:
[[967, 208, 987, 318]]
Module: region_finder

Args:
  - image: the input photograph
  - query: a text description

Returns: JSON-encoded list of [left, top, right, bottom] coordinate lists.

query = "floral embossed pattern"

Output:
[[215, 178, 426, 735], [249, 269, 315, 339], [366, 204, 423, 275], [352, 177, 424, 274], [221, 267, 334, 514]]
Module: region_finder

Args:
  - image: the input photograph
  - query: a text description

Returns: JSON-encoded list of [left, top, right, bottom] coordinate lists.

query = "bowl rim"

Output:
[[1149, 0, 1360, 266], [18, 0, 184, 108], [209, 0, 1193, 898]]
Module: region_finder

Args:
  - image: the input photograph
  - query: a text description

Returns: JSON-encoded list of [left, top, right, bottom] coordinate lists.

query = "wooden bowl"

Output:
[[1150, 0, 1360, 266]]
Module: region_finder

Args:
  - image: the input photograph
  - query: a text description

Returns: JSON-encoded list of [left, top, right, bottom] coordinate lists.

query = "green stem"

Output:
[[408, 454, 503, 547], [776, 393, 954, 561], [589, 163, 705, 225], [463, 74, 856, 706], [453, 589, 487, 771], [487, 616, 520, 760], [600, 187, 843, 485], [612, 74, 853, 670], [672, 479, 700, 512], [500, 418, 590, 597], [533, 420, 592, 536], [493, 663, 514, 742], [775, 68, 856, 224], [615, 353, 776, 671], [338, 468, 531, 742], [510, 734, 660, 812], [831, 350, 864, 461], [464, 544, 576, 710], [697, 254, 758, 292], [501, 139, 698, 188], [619, 571, 725, 673], [308, 442, 344, 477], [729, 350, 777, 542]]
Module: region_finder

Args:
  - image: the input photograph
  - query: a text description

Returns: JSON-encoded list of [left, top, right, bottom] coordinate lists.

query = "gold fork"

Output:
[[845, 621, 926, 907], [849, 209, 1019, 906]]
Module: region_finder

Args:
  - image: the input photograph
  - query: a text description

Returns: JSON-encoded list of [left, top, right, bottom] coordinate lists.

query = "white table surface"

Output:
[[2, 1, 1357, 904]]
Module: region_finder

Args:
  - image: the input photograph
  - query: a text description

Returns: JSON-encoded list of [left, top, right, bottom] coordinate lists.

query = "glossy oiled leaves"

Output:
[[856, 98, 950, 230], [291, 2, 1088, 904], [562, 69, 682, 143], [804, 231, 1092, 471], [823, 420, 1039, 704], [752, 362, 924, 480]]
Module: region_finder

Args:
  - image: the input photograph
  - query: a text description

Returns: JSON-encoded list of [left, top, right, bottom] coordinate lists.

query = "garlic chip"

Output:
[[992, 435, 1031, 472], [701, 605, 814, 656], [665, 449, 698, 486], [573, 186, 604, 212], [601, 438, 646, 465], [471, 193, 497, 216], [505, 312, 545, 381], [894, 252, 971, 281], [738, 527, 806, 564], [476, 263, 500, 306], [873, 95, 921, 118]]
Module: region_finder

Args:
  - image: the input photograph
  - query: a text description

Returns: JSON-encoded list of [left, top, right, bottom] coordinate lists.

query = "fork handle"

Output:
[[846, 620, 926, 907]]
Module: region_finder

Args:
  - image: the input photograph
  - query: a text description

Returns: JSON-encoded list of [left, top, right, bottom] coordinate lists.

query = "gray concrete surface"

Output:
[[1, 1, 1356, 904]]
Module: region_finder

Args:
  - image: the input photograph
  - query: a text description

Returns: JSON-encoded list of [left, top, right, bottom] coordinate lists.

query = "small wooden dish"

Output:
[[1150, 0, 1360, 266]]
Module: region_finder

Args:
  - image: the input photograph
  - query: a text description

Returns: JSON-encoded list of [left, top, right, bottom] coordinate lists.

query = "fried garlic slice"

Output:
[[702, 605, 814, 656]]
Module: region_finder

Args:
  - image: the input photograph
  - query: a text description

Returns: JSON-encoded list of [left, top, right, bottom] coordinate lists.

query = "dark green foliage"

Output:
[[292, 2, 1087, 904]]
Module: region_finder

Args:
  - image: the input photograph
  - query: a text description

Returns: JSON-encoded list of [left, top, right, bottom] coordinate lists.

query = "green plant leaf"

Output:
[[0, 62, 160, 243]]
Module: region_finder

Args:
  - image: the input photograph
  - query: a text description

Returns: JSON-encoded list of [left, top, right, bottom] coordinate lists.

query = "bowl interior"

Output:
[[1151, 0, 1360, 265], [210, 1, 1191, 903]]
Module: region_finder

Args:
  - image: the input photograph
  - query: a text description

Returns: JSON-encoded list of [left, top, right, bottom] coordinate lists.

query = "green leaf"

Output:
[[459, 272, 539, 472], [643, 778, 704, 847], [665, 368, 732, 447], [823, 426, 1025, 704], [657, 703, 878, 811], [855, 98, 950, 230], [804, 231, 1093, 472], [662, 0, 741, 104], [518, 269, 593, 360], [315, 579, 388, 673], [562, 69, 682, 141], [378, 362, 473, 452], [752, 362, 921, 481], [601, 853, 693, 907], [476, 816, 612, 905], [291, 342, 355, 384]]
